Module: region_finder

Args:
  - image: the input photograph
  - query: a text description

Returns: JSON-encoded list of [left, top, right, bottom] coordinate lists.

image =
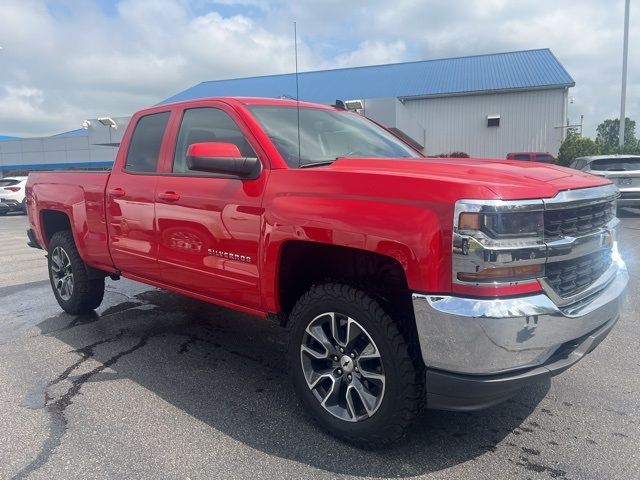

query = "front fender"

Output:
[[260, 170, 453, 312]]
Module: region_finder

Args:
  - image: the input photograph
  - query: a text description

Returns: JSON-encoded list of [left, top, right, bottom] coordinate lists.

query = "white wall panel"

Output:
[[1, 153, 22, 165], [42, 137, 68, 152], [0, 140, 22, 154], [404, 88, 566, 158], [44, 150, 67, 164], [20, 139, 44, 153], [65, 137, 90, 150], [66, 150, 91, 164], [89, 147, 116, 163], [21, 151, 45, 164]]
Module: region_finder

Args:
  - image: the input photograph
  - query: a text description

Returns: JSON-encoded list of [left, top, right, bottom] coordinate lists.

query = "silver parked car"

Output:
[[571, 155, 640, 207]]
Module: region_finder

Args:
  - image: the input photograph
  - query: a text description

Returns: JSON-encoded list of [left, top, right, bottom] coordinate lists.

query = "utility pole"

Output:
[[619, 0, 630, 150]]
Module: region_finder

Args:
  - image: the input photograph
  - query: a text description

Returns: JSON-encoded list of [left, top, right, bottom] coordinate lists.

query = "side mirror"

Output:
[[186, 142, 261, 178]]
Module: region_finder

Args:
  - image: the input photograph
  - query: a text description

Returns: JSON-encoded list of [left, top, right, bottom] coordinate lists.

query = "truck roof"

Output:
[[158, 96, 336, 110], [507, 152, 553, 155], [576, 154, 640, 162]]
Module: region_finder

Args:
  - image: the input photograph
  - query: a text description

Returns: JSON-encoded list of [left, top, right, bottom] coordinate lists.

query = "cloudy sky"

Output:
[[0, 0, 637, 138]]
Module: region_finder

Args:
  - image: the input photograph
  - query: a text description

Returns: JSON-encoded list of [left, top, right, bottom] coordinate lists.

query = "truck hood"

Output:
[[329, 157, 611, 200]]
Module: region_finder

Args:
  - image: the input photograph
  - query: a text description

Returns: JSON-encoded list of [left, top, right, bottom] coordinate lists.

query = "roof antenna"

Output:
[[294, 21, 301, 168]]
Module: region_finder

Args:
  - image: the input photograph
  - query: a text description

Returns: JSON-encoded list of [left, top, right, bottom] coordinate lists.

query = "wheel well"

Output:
[[41, 210, 72, 244], [277, 241, 414, 327]]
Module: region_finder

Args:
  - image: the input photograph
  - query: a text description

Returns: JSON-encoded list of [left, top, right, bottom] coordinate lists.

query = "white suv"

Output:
[[571, 155, 640, 208], [0, 176, 28, 215]]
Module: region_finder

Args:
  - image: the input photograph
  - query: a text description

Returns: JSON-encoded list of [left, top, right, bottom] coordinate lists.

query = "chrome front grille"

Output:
[[545, 247, 612, 298], [544, 201, 616, 238], [541, 185, 620, 302]]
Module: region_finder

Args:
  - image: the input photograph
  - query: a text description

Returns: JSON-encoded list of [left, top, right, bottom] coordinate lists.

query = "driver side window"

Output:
[[173, 107, 256, 173]]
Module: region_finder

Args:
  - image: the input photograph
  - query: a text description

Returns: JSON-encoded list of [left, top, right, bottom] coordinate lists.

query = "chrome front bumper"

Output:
[[412, 262, 628, 376]]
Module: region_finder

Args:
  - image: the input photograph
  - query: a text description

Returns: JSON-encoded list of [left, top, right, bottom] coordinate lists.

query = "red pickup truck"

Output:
[[26, 97, 628, 448]]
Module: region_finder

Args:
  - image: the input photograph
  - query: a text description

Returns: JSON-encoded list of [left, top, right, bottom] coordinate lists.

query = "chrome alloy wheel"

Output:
[[300, 312, 386, 422], [50, 246, 74, 301]]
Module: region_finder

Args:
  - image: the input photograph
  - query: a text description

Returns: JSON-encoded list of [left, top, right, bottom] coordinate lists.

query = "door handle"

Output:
[[108, 187, 126, 197], [157, 191, 180, 202]]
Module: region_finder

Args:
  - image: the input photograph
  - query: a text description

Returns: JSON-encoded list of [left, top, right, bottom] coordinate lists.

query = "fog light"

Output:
[[457, 264, 544, 283]]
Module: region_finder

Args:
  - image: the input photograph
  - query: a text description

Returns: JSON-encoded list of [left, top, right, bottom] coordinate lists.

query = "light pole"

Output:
[[619, 0, 630, 150]]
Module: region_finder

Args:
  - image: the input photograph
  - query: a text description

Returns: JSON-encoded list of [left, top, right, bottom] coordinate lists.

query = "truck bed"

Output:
[[27, 171, 115, 272]]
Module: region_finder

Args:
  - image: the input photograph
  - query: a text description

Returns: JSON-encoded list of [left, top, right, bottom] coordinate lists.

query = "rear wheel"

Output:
[[288, 283, 424, 449], [48, 231, 105, 314]]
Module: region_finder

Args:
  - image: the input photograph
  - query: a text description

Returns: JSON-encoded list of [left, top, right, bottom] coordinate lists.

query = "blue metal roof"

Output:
[[0, 130, 86, 141], [0, 161, 113, 171], [161, 49, 574, 105], [51, 128, 88, 138]]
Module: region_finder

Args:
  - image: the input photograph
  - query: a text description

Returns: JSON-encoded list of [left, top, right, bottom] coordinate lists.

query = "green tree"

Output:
[[595, 118, 639, 154], [557, 129, 600, 167]]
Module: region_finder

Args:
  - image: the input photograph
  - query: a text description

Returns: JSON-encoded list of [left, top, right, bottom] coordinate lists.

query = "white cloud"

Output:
[[0, 86, 75, 135], [0, 0, 637, 137], [0, 0, 305, 135]]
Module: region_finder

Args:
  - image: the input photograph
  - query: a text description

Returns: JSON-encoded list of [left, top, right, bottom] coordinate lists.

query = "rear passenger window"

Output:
[[535, 154, 555, 164], [173, 107, 256, 173], [125, 112, 170, 173]]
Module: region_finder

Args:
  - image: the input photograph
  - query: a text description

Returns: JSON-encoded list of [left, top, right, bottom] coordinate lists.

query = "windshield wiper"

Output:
[[299, 160, 336, 168]]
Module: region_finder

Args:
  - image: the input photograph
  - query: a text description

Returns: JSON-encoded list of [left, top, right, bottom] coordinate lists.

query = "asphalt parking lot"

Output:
[[0, 211, 638, 480]]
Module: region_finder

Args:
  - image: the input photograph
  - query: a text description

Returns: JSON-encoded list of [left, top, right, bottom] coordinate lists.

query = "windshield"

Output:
[[0, 179, 20, 187], [589, 157, 640, 171], [248, 106, 421, 167]]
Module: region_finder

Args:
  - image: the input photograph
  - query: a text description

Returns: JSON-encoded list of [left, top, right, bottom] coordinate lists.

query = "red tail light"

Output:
[[4, 186, 21, 192]]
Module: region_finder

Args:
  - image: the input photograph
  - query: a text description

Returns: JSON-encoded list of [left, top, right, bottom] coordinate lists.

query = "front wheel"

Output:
[[48, 231, 105, 314], [288, 283, 424, 449]]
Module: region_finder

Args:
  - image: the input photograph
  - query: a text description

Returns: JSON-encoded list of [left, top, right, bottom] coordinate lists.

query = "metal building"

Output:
[[0, 48, 573, 174], [0, 118, 129, 176]]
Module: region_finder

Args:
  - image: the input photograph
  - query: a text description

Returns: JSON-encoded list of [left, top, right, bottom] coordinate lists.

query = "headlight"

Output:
[[459, 211, 543, 238], [453, 200, 546, 285]]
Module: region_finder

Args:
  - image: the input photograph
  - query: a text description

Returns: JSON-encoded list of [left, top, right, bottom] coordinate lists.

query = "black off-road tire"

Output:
[[288, 283, 424, 449], [48, 231, 105, 314]]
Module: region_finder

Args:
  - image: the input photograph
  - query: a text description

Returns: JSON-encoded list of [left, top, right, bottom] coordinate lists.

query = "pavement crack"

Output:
[[50, 332, 125, 386], [178, 334, 203, 354], [11, 332, 149, 480]]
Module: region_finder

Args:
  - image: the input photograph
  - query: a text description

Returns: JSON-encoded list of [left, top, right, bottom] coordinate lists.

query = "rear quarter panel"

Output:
[[27, 172, 114, 272]]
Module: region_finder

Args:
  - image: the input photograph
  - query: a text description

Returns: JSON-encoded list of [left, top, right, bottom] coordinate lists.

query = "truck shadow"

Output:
[[37, 286, 549, 478]]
